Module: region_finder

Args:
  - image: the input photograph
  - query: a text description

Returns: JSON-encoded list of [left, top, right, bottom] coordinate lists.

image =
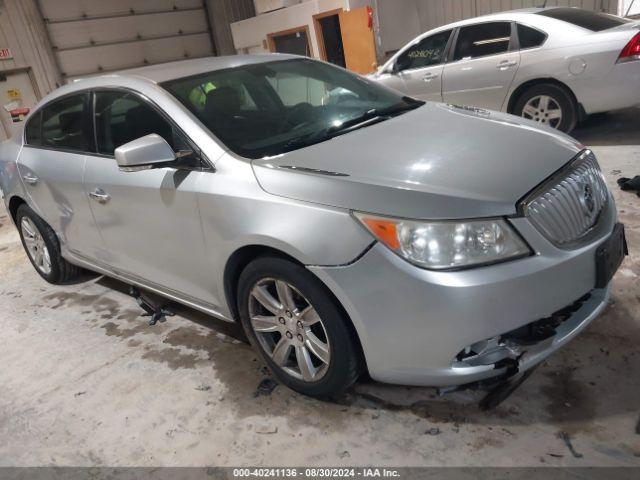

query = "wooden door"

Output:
[[338, 7, 377, 75]]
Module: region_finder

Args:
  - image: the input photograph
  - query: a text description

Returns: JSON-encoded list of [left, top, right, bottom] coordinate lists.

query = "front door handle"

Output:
[[22, 173, 39, 185], [89, 188, 111, 204], [423, 72, 439, 82], [497, 60, 518, 70]]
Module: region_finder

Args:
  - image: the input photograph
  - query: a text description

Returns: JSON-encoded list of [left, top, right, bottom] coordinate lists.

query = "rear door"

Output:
[[83, 89, 215, 304], [388, 29, 453, 102], [442, 22, 520, 111], [17, 93, 104, 257]]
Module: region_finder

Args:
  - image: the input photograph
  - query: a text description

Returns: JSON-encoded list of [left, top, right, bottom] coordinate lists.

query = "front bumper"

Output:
[[309, 199, 617, 387]]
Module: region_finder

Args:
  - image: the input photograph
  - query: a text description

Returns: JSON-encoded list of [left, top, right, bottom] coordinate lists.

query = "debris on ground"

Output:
[[339, 451, 350, 459], [425, 427, 441, 436], [195, 384, 211, 392], [617, 176, 640, 197], [559, 431, 584, 459], [479, 368, 536, 411], [255, 378, 278, 397], [255, 424, 278, 434], [74, 391, 86, 397]]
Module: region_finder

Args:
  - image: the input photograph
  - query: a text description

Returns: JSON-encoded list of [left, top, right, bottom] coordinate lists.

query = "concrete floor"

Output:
[[1, 112, 639, 467]]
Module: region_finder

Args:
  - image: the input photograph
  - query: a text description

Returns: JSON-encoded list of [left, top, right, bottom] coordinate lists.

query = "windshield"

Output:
[[162, 59, 422, 159]]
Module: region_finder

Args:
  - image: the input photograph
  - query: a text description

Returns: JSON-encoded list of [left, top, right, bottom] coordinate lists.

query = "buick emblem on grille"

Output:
[[581, 183, 595, 214]]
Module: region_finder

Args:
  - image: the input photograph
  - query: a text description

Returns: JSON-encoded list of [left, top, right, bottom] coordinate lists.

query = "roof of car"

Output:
[[433, 7, 556, 28], [103, 53, 299, 84]]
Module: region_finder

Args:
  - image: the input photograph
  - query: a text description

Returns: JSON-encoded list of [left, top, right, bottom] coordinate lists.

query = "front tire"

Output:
[[16, 204, 79, 284], [513, 83, 578, 133], [237, 256, 361, 397]]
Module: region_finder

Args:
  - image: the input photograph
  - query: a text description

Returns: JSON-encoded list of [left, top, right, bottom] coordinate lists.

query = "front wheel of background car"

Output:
[[513, 83, 578, 133], [16, 204, 79, 284], [237, 256, 362, 397]]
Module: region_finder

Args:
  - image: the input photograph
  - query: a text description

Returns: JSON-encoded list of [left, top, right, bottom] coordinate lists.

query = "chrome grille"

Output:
[[522, 150, 608, 247]]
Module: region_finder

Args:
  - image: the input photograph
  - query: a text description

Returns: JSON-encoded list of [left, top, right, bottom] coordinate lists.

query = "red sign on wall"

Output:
[[0, 48, 13, 60]]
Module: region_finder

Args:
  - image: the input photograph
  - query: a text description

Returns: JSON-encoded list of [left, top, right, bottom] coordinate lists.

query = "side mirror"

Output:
[[115, 134, 177, 172]]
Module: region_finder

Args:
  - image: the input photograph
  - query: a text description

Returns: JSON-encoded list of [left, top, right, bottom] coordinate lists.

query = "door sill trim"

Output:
[[65, 249, 235, 323]]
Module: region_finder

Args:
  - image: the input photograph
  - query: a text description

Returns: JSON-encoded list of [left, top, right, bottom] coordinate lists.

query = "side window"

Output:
[[41, 94, 91, 152], [517, 24, 547, 49], [396, 30, 452, 72], [94, 91, 182, 155], [25, 110, 42, 146], [453, 22, 512, 61]]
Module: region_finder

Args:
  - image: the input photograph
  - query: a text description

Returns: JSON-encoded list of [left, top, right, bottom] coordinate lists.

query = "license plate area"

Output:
[[595, 223, 628, 289]]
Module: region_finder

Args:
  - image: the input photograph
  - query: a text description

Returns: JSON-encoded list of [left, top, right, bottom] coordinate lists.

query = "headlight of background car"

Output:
[[354, 213, 531, 270]]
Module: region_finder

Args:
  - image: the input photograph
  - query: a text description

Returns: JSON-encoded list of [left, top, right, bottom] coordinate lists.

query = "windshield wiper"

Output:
[[326, 98, 424, 136], [276, 98, 424, 155]]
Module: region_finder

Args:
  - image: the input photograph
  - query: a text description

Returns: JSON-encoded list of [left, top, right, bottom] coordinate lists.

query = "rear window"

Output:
[[537, 8, 630, 32]]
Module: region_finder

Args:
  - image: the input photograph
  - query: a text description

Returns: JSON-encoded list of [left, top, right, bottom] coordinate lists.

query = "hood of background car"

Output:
[[251, 102, 583, 220]]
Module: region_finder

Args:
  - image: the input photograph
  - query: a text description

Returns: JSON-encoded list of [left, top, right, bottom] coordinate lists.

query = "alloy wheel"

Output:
[[249, 278, 331, 382], [521, 95, 563, 128], [20, 217, 52, 275]]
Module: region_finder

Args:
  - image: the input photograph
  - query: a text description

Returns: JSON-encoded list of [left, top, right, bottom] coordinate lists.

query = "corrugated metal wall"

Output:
[[376, 0, 619, 54], [207, 0, 256, 55], [38, 0, 215, 79], [0, 0, 60, 93]]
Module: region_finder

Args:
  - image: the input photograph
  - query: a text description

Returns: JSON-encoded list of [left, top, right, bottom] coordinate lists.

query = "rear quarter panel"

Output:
[[510, 27, 640, 114]]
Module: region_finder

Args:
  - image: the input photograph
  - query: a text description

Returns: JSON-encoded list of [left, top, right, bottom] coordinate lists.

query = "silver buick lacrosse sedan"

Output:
[[0, 54, 626, 397]]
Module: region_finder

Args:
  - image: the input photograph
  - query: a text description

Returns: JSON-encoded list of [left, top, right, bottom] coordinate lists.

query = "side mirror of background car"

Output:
[[115, 134, 178, 172]]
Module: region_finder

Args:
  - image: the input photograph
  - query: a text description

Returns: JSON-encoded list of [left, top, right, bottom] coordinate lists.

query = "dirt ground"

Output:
[[0, 111, 639, 467]]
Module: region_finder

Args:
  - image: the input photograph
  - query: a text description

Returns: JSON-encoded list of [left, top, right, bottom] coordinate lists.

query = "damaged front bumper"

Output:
[[309, 201, 617, 387], [448, 286, 610, 388]]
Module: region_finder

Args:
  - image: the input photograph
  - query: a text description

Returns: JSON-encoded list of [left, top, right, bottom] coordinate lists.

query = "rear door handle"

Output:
[[22, 173, 39, 185], [497, 60, 518, 70], [89, 188, 111, 204], [423, 72, 439, 82]]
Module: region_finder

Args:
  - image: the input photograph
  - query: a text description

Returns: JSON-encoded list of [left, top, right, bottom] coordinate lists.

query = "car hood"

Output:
[[251, 103, 583, 220]]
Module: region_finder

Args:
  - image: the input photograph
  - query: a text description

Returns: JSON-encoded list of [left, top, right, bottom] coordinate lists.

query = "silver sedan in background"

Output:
[[0, 55, 627, 397], [371, 7, 640, 132]]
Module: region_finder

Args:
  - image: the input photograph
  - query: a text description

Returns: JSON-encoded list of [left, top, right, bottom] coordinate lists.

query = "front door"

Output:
[[83, 90, 214, 304], [442, 22, 520, 111], [390, 29, 453, 102], [17, 92, 104, 258], [0, 70, 39, 140]]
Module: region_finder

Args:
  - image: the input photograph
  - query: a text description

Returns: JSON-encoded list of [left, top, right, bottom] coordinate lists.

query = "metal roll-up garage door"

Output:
[[38, 0, 214, 80]]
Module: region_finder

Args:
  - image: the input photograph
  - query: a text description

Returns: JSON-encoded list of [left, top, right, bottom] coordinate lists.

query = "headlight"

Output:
[[354, 213, 531, 270]]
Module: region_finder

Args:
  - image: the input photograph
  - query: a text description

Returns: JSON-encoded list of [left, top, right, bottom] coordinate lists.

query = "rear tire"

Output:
[[237, 256, 361, 397], [513, 83, 578, 133], [16, 204, 80, 284]]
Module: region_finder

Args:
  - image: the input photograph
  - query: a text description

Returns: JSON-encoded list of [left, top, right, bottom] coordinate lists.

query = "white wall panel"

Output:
[[47, 10, 209, 50], [59, 33, 213, 78], [39, 0, 214, 79], [39, 0, 204, 22]]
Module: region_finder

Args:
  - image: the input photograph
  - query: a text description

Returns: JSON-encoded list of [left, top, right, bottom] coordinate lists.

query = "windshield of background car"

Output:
[[537, 8, 631, 32], [162, 59, 420, 159]]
